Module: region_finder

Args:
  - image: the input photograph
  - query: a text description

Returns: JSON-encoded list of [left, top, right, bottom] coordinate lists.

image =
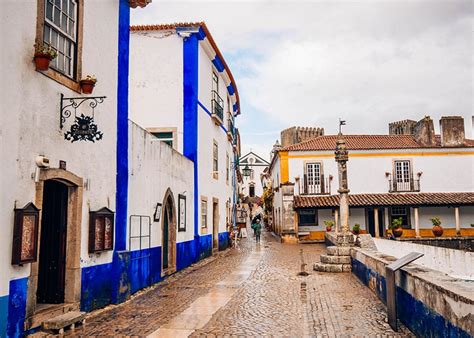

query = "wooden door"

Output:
[[37, 180, 68, 304]]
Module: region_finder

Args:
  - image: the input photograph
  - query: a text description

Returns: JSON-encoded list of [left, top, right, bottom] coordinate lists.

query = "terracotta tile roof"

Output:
[[283, 134, 474, 151], [130, 22, 241, 115], [294, 192, 474, 208]]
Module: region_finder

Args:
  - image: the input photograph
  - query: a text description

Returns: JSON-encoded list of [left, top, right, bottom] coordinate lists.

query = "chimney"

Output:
[[413, 116, 436, 146], [439, 116, 465, 147]]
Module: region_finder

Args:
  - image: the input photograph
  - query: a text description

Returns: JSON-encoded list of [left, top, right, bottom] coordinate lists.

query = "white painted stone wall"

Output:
[[129, 31, 184, 152], [129, 28, 237, 241], [0, 1, 119, 297], [128, 121, 194, 248], [374, 238, 474, 280]]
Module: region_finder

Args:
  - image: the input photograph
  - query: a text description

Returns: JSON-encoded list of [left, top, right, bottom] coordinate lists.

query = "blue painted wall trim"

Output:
[[233, 103, 239, 113], [0, 294, 8, 338], [352, 258, 470, 337], [218, 232, 230, 251], [115, 0, 130, 252], [197, 101, 228, 134], [197, 26, 206, 40], [7, 278, 28, 338], [212, 55, 225, 72], [183, 33, 201, 259], [81, 262, 114, 312], [199, 234, 213, 260], [227, 83, 235, 96], [176, 239, 198, 271]]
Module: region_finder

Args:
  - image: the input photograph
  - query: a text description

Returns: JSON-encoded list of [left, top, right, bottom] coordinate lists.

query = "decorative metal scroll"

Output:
[[60, 94, 106, 142]]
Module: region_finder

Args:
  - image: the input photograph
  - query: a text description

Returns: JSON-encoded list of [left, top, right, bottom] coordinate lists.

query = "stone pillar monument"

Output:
[[333, 133, 354, 246]]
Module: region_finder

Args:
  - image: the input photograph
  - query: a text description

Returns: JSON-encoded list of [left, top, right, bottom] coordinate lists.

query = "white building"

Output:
[[129, 22, 241, 258], [0, 1, 136, 335], [269, 116, 474, 242], [239, 151, 270, 198]]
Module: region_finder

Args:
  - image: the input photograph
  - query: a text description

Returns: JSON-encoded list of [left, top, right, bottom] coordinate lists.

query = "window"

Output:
[[298, 209, 318, 226], [201, 199, 208, 228], [226, 152, 230, 184], [390, 207, 411, 229], [43, 0, 78, 78], [212, 71, 219, 92], [305, 162, 323, 194], [213, 141, 219, 175], [393, 160, 412, 191], [151, 131, 174, 147]]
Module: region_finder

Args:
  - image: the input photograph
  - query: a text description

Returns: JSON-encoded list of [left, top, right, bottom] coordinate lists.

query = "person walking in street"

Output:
[[254, 218, 262, 243]]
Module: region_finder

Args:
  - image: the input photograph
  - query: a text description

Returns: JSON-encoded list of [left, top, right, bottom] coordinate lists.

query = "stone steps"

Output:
[[313, 262, 351, 273], [326, 246, 352, 256], [42, 311, 86, 334], [314, 245, 353, 273], [320, 254, 351, 264]]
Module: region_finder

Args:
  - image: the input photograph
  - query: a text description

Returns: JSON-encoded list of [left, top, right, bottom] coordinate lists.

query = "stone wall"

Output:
[[351, 248, 473, 337], [281, 126, 324, 147]]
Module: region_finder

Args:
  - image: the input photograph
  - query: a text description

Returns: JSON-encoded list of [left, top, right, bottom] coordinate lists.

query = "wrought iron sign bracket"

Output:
[[60, 93, 106, 143]]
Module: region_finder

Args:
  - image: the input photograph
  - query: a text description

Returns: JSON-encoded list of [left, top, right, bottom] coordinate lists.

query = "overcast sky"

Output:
[[131, 0, 473, 160]]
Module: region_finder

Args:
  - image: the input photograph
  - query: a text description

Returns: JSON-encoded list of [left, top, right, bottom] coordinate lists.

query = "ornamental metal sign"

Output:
[[60, 94, 106, 143], [64, 114, 103, 142]]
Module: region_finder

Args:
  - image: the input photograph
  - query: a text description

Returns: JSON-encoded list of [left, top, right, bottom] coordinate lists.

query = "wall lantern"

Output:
[[89, 207, 114, 253], [242, 165, 253, 178], [12, 203, 40, 265]]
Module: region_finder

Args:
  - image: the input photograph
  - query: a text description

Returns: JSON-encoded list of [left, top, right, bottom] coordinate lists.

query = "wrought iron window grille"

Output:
[[60, 93, 106, 142]]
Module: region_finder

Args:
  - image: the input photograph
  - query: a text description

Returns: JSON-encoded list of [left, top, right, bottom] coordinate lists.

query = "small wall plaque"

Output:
[[89, 207, 114, 253], [178, 194, 186, 232], [153, 203, 162, 222], [12, 203, 40, 265]]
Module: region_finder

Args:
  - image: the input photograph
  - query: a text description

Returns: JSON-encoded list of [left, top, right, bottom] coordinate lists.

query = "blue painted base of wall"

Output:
[[7, 278, 28, 338], [177, 239, 198, 271], [199, 234, 213, 260], [218, 232, 230, 251], [82, 247, 162, 312], [0, 293, 9, 338], [352, 258, 470, 337]]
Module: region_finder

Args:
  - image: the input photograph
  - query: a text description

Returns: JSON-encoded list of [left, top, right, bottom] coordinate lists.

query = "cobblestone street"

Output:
[[69, 229, 412, 337]]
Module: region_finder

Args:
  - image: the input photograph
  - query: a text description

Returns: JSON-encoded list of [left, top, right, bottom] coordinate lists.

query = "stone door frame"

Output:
[[25, 168, 83, 329], [161, 188, 177, 276]]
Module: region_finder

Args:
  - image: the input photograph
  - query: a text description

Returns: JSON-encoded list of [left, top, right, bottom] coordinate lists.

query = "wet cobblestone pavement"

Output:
[[67, 229, 413, 337]]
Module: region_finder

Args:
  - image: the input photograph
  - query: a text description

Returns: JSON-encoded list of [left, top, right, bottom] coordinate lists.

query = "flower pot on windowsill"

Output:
[[33, 52, 53, 71], [80, 79, 96, 94], [392, 227, 403, 238], [432, 225, 443, 237]]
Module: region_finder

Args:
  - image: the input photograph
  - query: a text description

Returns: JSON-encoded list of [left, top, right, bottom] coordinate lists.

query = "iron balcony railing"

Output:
[[299, 175, 331, 195], [389, 177, 420, 192], [211, 90, 224, 123]]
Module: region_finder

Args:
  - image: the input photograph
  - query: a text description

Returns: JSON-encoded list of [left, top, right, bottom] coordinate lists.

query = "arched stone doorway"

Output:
[[161, 189, 177, 276], [26, 169, 83, 329]]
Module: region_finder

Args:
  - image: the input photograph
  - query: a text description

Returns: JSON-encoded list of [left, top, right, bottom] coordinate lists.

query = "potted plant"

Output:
[[33, 43, 57, 71], [390, 217, 404, 238], [431, 217, 443, 237], [324, 220, 334, 232], [352, 224, 360, 235], [80, 75, 97, 94]]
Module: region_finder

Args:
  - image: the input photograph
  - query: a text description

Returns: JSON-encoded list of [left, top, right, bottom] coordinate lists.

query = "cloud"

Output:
[[132, 0, 473, 157]]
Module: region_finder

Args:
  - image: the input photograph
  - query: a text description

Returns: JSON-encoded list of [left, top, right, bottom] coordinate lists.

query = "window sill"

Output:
[[36, 67, 81, 93]]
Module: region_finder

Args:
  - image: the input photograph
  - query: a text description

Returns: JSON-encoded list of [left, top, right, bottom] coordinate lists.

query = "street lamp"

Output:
[[242, 165, 253, 178]]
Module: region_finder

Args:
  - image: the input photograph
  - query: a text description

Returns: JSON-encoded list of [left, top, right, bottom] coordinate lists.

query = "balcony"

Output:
[[227, 118, 234, 141], [299, 175, 331, 195], [211, 90, 224, 125], [389, 178, 420, 193]]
